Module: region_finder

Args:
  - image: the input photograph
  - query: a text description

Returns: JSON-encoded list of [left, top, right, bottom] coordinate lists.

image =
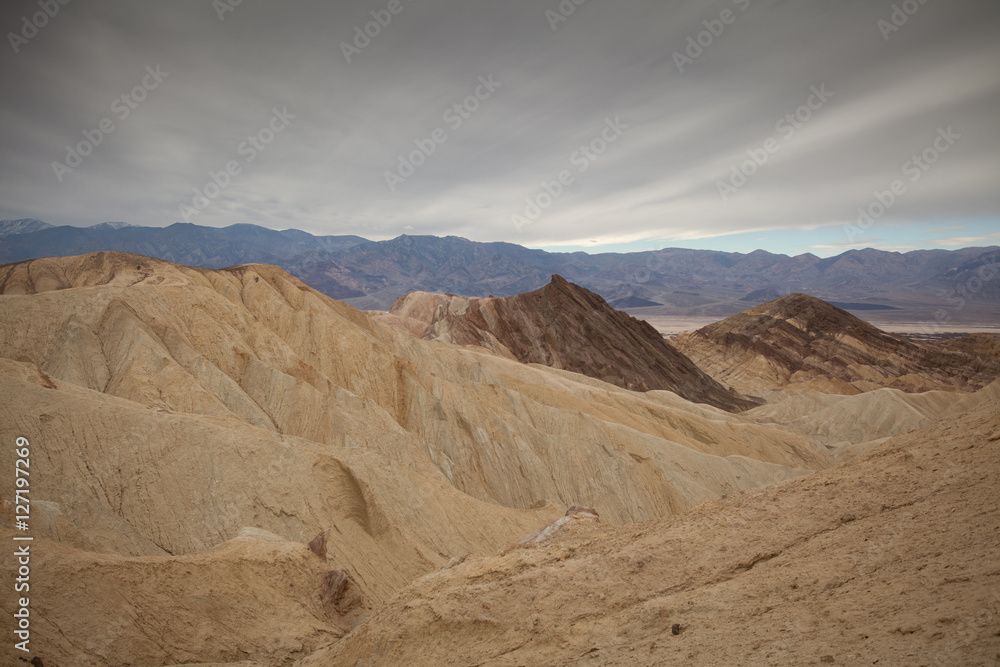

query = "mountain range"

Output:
[[2, 219, 998, 323]]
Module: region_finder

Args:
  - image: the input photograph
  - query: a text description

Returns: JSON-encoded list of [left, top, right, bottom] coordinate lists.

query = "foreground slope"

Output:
[[673, 292, 1000, 395], [0, 253, 824, 665], [307, 380, 1000, 667], [379, 275, 757, 412]]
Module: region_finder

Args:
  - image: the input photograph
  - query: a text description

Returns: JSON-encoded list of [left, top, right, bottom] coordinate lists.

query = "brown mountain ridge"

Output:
[[673, 292, 1000, 395], [376, 275, 758, 412]]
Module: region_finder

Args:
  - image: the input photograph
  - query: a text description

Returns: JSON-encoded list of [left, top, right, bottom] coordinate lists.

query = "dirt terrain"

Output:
[[308, 382, 1000, 666], [0, 253, 823, 666], [0, 253, 996, 666]]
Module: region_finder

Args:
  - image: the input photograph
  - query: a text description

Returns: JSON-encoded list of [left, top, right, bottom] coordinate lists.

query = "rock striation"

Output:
[[304, 379, 1000, 666], [379, 275, 758, 412], [673, 292, 1000, 395]]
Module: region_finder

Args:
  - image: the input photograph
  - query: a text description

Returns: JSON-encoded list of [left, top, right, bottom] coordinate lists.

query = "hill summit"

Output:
[[673, 292, 1000, 394], [379, 275, 758, 412]]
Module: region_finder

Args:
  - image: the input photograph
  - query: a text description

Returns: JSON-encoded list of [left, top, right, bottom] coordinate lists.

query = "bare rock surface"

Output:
[[303, 380, 1000, 666], [0, 253, 827, 666], [745, 384, 1000, 462], [379, 275, 758, 412], [673, 292, 1000, 395], [0, 530, 359, 666], [2, 253, 995, 665]]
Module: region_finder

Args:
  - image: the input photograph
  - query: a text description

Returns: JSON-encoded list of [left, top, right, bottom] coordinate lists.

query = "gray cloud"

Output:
[[0, 0, 997, 252]]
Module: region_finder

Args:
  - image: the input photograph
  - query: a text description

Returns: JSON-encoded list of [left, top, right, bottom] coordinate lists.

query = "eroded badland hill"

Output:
[[673, 292, 1000, 396], [376, 275, 757, 411], [0, 253, 996, 666]]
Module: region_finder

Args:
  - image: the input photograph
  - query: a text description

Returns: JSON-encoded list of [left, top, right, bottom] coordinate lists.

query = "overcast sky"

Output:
[[1, 0, 998, 256]]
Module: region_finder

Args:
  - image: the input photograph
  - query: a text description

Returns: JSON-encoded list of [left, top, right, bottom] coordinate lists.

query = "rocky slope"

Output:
[[305, 380, 1000, 667], [0, 252, 826, 666], [745, 386, 987, 462], [673, 293, 1000, 395], [377, 275, 757, 412], [0, 218, 52, 237]]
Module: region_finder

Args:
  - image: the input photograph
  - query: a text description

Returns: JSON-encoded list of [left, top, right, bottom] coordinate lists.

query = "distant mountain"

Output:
[[377, 275, 758, 412], [740, 288, 782, 303], [89, 221, 135, 231], [0, 220, 368, 276], [291, 234, 555, 303], [290, 236, 1000, 318], [936, 249, 1000, 301], [827, 301, 900, 311], [0, 218, 52, 237], [672, 293, 1000, 395], [609, 296, 662, 308], [1, 220, 997, 321]]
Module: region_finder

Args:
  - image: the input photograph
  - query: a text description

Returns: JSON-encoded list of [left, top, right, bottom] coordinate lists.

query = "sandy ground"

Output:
[[641, 317, 722, 336], [305, 384, 1000, 666], [868, 323, 1000, 335]]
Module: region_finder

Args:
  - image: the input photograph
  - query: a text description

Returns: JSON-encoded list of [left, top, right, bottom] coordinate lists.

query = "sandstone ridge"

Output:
[[379, 275, 758, 412], [673, 292, 1000, 395]]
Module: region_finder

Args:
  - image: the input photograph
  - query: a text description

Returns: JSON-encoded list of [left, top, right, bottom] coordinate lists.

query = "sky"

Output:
[[0, 0, 998, 258]]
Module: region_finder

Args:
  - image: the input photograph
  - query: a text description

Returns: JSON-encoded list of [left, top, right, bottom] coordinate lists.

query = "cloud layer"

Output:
[[1, 0, 997, 255]]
